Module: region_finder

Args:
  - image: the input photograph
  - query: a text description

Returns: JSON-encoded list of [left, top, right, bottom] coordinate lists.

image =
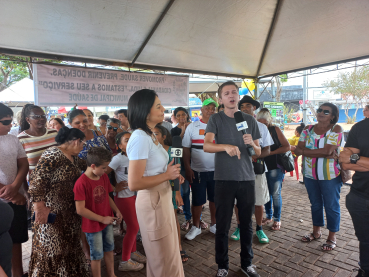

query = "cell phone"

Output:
[[32, 212, 57, 224]]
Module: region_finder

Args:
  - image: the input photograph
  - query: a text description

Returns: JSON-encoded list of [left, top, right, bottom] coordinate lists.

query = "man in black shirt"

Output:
[[340, 120, 369, 277]]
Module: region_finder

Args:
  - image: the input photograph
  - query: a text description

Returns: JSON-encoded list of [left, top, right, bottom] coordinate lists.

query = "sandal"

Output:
[[262, 218, 272, 225], [181, 220, 192, 231], [302, 232, 322, 242], [177, 206, 184, 214], [200, 219, 208, 229], [180, 250, 189, 263], [321, 240, 336, 251], [271, 221, 281, 231]]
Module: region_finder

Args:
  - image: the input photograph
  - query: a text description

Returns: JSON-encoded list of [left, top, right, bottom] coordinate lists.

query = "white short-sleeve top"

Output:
[[127, 130, 169, 177]]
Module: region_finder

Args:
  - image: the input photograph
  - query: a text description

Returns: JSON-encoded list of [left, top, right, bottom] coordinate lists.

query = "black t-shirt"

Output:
[[345, 119, 369, 199], [170, 126, 181, 138]]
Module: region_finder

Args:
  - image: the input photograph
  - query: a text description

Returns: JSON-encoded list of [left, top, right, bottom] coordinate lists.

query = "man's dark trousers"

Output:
[[214, 180, 255, 270]]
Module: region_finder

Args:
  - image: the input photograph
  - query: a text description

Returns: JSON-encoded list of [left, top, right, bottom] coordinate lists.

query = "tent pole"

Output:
[[130, 0, 176, 67], [256, 0, 283, 77]]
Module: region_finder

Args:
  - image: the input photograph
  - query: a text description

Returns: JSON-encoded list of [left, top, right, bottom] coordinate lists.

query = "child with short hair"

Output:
[[74, 147, 123, 277]]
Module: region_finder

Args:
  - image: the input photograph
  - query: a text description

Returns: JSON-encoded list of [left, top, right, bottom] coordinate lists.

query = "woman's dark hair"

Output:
[[173, 107, 190, 122], [98, 114, 109, 121], [155, 124, 172, 146], [217, 104, 224, 112], [50, 117, 65, 127], [295, 122, 306, 135], [115, 131, 130, 155], [320, 102, 339, 124], [20, 104, 42, 132], [0, 103, 13, 121], [128, 89, 158, 135], [55, 127, 85, 145], [68, 109, 86, 124]]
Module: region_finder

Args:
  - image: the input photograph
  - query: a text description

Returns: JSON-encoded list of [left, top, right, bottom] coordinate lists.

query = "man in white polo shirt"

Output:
[[230, 95, 274, 245], [183, 98, 217, 240]]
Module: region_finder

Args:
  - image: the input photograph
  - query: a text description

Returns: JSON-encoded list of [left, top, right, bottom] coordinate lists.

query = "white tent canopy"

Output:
[[1, 0, 369, 78], [0, 78, 34, 106]]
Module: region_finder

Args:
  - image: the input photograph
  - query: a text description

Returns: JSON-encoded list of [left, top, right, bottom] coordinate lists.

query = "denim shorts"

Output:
[[192, 171, 215, 206], [85, 224, 114, 260]]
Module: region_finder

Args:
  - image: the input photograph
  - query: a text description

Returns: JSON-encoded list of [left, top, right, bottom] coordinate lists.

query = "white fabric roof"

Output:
[[0, 78, 34, 102], [1, 0, 369, 78]]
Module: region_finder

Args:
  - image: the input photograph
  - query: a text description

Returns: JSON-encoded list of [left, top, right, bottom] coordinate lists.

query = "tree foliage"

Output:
[[0, 55, 31, 92], [323, 66, 369, 123]]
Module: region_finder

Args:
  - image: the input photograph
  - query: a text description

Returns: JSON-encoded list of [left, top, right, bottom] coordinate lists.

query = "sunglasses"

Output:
[[316, 108, 331, 115], [0, 119, 12, 126], [107, 126, 118, 132], [30, 114, 47, 120]]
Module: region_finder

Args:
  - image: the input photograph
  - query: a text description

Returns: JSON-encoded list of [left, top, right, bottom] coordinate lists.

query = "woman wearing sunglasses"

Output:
[[295, 103, 343, 251], [18, 104, 58, 176], [104, 118, 120, 155]]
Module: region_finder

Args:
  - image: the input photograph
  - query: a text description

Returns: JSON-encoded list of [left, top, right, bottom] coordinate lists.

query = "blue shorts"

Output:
[[191, 171, 215, 206], [85, 225, 114, 260]]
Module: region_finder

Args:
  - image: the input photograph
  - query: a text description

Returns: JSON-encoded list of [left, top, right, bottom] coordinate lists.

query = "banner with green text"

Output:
[[33, 64, 189, 106]]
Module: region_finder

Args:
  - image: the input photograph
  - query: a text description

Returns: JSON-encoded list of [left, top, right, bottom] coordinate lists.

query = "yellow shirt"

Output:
[[288, 135, 299, 146]]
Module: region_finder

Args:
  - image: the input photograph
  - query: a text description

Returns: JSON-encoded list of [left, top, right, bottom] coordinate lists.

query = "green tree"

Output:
[[323, 66, 369, 123], [0, 55, 32, 91]]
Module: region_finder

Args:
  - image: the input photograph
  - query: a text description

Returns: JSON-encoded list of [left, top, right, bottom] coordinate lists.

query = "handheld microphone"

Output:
[[234, 111, 256, 156], [171, 136, 183, 191]]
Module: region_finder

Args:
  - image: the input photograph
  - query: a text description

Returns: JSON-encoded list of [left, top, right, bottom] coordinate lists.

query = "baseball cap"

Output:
[[202, 98, 219, 107]]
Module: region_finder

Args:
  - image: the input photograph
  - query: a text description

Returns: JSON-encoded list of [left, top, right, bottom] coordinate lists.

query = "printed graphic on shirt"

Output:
[[199, 129, 205, 135], [93, 185, 106, 203]]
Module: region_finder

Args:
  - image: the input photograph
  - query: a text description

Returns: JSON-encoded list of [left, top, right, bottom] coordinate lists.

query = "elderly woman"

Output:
[[104, 118, 120, 155], [68, 109, 111, 160], [257, 108, 290, 231], [295, 103, 343, 251], [363, 104, 369, 119], [28, 127, 89, 276]]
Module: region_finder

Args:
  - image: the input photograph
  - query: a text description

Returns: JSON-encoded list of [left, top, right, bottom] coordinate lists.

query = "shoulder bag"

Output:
[[270, 126, 295, 172]]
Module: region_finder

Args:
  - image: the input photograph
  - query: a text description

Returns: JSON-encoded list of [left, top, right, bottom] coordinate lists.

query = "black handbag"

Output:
[[270, 126, 295, 172], [253, 158, 265, 175]]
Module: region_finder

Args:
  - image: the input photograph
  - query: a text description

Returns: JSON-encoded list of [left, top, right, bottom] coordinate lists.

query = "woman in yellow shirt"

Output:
[[289, 123, 305, 152]]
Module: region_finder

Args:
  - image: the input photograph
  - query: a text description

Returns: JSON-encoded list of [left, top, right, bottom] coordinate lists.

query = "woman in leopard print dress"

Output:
[[28, 127, 89, 277]]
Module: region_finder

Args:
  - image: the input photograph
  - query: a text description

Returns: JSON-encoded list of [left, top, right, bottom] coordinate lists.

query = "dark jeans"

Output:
[[214, 180, 255, 269], [346, 191, 369, 272]]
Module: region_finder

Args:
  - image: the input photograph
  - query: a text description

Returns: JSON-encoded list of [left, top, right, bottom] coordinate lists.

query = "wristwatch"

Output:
[[350, 153, 360, 164]]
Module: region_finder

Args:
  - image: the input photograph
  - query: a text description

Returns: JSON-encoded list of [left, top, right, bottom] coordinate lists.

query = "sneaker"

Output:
[[131, 251, 147, 264], [216, 268, 228, 277], [230, 228, 240, 241], [354, 268, 369, 277], [185, 225, 201, 240], [241, 265, 260, 277], [118, 259, 144, 272], [181, 219, 192, 231], [209, 224, 216, 234], [256, 230, 269, 244]]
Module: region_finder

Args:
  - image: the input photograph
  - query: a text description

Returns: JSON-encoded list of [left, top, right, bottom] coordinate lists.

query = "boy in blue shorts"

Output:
[[74, 147, 123, 277]]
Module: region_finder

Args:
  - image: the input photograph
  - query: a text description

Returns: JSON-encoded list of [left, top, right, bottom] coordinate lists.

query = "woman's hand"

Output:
[[34, 202, 51, 224], [166, 159, 181, 180], [180, 123, 191, 137], [294, 146, 303, 156], [175, 191, 184, 207], [116, 181, 128, 192], [11, 193, 26, 205], [339, 148, 353, 164]]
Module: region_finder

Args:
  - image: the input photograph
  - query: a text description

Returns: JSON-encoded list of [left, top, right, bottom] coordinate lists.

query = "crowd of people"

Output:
[[0, 80, 368, 277]]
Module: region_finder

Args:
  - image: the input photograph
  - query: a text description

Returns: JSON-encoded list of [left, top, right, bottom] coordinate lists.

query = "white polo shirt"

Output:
[[182, 120, 215, 172]]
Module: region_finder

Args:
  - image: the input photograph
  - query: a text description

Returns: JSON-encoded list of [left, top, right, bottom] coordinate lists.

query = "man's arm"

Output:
[[339, 147, 369, 171], [183, 147, 195, 183], [75, 200, 117, 225], [204, 132, 241, 159]]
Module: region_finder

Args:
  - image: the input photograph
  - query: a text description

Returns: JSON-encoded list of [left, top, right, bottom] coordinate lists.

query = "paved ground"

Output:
[[22, 174, 360, 276]]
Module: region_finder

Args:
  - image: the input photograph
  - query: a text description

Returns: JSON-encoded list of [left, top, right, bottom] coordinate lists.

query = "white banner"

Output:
[[33, 64, 189, 106]]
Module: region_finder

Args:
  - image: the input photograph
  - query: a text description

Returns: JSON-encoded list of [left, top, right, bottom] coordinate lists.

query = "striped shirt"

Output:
[[18, 128, 58, 172], [299, 125, 343, 181]]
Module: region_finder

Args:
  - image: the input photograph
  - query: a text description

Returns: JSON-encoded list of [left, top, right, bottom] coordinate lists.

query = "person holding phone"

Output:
[[28, 127, 90, 277]]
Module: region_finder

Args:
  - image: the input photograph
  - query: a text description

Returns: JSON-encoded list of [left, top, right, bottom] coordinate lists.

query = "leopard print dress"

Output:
[[28, 146, 89, 277]]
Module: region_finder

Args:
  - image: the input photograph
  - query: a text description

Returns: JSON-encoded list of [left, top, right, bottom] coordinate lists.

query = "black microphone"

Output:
[[171, 136, 183, 191], [234, 111, 256, 156]]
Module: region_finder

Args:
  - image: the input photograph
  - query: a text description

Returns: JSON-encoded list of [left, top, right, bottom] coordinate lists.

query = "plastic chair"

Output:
[[289, 156, 299, 180]]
